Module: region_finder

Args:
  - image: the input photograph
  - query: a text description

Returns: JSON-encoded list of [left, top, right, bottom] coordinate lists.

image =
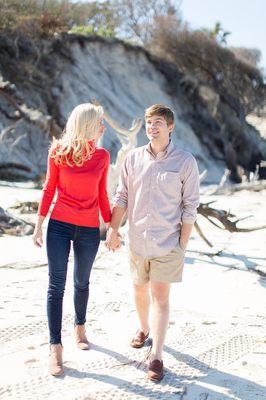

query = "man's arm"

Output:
[[180, 155, 200, 250], [105, 154, 129, 250]]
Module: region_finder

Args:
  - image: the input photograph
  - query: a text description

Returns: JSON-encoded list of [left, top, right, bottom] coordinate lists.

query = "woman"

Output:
[[33, 103, 114, 376]]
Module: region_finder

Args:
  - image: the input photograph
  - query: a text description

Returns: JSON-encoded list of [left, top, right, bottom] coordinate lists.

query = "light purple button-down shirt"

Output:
[[113, 141, 200, 258]]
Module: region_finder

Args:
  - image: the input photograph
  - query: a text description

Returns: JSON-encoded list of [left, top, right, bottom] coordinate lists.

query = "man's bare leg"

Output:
[[150, 282, 170, 361], [133, 283, 150, 334]]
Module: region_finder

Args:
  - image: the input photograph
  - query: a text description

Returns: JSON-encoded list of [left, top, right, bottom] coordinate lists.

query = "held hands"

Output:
[[105, 227, 121, 252]]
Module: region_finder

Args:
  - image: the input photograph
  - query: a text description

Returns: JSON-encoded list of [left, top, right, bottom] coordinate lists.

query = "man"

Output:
[[106, 104, 200, 382]]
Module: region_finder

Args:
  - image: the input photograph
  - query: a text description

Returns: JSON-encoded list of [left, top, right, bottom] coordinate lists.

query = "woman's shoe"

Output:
[[75, 324, 90, 350], [48, 344, 63, 376]]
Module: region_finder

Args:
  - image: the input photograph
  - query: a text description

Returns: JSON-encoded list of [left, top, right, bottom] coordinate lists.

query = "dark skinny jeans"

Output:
[[46, 218, 100, 344]]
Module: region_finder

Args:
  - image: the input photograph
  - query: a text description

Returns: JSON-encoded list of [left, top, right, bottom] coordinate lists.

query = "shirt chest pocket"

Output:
[[157, 171, 183, 200]]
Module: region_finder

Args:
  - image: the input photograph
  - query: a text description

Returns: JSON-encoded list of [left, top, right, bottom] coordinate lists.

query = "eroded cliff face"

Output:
[[0, 34, 264, 183]]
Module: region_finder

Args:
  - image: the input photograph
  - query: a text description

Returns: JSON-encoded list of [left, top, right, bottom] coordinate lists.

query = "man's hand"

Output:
[[105, 227, 121, 251], [179, 222, 194, 251], [179, 238, 188, 251]]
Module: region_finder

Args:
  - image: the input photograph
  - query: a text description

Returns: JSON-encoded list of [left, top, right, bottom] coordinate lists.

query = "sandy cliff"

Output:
[[0, 34, 265, 183]]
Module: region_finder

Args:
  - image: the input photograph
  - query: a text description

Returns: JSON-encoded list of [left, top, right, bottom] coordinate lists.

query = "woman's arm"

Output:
[[33, 154, 59, 247], [98, 152, 112, 225], [37, 155, 59, 217]]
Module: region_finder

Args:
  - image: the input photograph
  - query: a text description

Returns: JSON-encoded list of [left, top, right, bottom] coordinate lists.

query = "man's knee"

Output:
[[152, 296, 169, 309], [134, 282, 149, 294], [151, 282, 170, 307]]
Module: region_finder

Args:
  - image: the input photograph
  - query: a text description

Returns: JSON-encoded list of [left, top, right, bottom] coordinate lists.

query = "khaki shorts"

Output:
[[129, 245, 185, 285]]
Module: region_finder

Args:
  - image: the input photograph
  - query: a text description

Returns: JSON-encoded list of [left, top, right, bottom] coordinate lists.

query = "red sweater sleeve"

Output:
[[38, 155, 59, 217], [98, 152, 112, 223]]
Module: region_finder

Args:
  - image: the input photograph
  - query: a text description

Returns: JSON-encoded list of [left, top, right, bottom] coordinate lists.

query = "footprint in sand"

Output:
[[24, 358, 39, 364]]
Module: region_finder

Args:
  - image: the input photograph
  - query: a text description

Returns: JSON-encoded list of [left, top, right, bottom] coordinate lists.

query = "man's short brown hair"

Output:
[[145, 104, 174, 126]]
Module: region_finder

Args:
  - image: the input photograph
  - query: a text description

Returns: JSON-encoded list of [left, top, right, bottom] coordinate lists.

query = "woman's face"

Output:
[[92, 116, 106, 141]]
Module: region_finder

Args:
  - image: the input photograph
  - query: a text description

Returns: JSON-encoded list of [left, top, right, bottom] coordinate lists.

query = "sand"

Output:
[[0, 181, 265, 400]]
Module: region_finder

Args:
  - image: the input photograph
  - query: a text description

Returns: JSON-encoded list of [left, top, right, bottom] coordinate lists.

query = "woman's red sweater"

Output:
[[38, 147, 112, 227]]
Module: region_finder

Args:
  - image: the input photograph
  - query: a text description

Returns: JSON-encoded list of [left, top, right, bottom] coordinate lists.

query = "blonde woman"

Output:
[[33, 103, 115, 376]]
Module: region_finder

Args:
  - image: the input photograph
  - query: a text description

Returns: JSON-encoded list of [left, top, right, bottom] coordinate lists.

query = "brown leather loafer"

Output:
[[130, 330, 149, 348], [148, 359, 164, 382]]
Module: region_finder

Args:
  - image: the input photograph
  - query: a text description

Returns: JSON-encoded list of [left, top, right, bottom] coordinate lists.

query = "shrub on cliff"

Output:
[[0, 0, 265, 116], [0, 0, 117, 38], [146, 16, 265, 117]]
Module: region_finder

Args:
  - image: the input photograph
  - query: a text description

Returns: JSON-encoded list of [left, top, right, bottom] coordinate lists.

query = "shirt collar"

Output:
[[145, 140, 174, 159]]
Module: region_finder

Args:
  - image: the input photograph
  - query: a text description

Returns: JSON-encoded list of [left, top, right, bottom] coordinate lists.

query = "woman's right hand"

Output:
[[32, 226, 43, 247]]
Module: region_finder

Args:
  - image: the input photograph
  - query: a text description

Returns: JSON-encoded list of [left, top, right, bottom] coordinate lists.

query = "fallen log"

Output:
[[0, 207, 34, 236], [196, 202, 266, 247], [9, 201, 39, 214]]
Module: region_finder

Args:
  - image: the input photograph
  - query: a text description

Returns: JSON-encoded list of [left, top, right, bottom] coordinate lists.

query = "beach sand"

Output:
[[0, 182, 265, 399]]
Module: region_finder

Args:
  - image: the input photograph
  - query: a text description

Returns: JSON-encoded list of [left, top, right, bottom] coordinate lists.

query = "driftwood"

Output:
[[0, 207, 34, 236], [9, 201, 39, 214], [0, 83, 61, 136], [196, 202, 266, 248], [196, 170, 266, 247], [106, 115, 143, 199], [93, 100, 143, 200], [0, 80, 62, 180], [198, 202, 266, 232]]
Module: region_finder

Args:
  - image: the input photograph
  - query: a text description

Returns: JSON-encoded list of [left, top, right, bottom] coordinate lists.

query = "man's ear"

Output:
[[168, 124, 174, 135]]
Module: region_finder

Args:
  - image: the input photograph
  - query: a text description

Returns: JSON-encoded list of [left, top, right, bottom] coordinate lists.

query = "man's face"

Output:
[[145, 115, 173, 143]]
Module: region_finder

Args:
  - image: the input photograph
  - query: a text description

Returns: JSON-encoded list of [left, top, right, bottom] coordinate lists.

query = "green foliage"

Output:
[[0, 0, 118, 38], [202, 22, 231, 45], [69, 25, 115, 38]]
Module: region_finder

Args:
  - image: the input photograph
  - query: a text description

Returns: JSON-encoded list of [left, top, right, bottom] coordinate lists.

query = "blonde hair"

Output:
[[50, 103, 104, 167]]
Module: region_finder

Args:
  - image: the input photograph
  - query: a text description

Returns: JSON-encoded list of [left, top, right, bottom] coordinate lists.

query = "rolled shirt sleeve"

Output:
[[181, 155, 200, 224], [112, 154, 129, 209]]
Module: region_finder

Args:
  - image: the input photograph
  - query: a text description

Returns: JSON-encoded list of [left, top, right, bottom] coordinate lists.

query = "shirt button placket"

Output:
[[146, 162, 154, 257], [149, 162, 158, 257]]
